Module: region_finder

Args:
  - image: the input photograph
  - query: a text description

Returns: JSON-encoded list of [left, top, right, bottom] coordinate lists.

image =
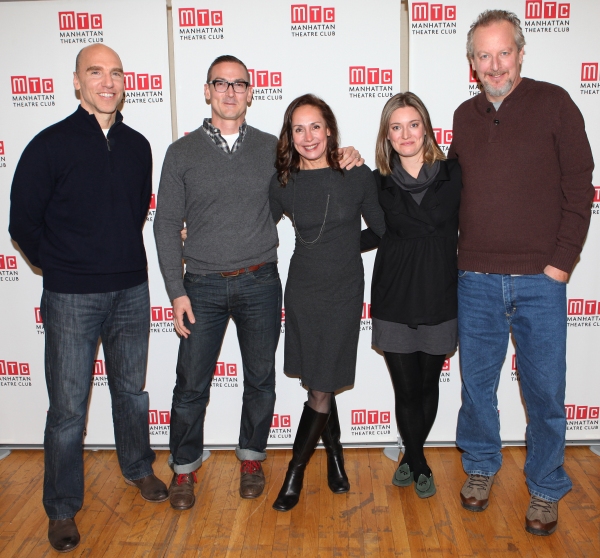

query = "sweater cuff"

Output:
[[360, 228, 381, 252], [549, 246, 580, 274], [166, 280, 187, 302]]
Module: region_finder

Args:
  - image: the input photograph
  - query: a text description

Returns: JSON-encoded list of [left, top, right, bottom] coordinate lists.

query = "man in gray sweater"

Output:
[[154, 55, 361, 509]]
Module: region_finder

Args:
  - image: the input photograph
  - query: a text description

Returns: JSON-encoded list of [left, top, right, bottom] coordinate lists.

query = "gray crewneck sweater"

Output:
[[154, 125, 278, 300]]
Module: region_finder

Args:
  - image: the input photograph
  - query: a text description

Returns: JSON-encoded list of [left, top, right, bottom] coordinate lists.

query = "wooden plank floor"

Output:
[[0, 446, 598, 557]]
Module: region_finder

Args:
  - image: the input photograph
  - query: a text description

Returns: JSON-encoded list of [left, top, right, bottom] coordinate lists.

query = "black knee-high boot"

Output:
[[320, 396, 350, 493], [272, 404, 330, 512]]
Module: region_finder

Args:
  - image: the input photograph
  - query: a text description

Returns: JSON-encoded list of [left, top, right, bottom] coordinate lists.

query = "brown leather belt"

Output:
[[220, 262, 266, 277]]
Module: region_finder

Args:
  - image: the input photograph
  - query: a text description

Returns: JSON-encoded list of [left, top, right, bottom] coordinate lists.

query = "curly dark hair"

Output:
[[276, 94, 341, 187]]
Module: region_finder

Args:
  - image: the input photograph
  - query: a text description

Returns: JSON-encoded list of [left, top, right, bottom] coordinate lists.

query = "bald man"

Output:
[[9, 45, 167, 553]]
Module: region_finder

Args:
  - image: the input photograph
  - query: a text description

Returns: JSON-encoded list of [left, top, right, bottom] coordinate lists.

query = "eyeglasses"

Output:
[[208, 79, 250, 93]]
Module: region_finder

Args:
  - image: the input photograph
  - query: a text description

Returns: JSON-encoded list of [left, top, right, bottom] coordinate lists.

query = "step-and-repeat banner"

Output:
[[407, 0, 600, 443], [1, 0, 597, 450], [0, 0, 174, 445], [0, 0, 403, 448], [169, 0, 401, 448]]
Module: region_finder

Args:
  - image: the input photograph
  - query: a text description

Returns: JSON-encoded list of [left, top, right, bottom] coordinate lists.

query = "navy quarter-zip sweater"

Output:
[[9, 106, 152, 294]]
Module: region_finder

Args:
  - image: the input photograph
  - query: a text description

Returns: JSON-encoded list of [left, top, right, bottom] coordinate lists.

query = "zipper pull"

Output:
[[107, 137, 111, 151]]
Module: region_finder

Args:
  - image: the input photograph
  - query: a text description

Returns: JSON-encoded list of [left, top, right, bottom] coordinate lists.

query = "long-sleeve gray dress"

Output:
[[270, 165, 385, 391]]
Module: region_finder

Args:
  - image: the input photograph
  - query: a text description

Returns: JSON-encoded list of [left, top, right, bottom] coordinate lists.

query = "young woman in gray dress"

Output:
[[361, 92, 461, 498], [270, 94, 385, 512]]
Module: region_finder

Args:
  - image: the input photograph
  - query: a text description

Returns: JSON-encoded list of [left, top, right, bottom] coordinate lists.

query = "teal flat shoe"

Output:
[[392, 463, 414, 487], [414, 473, 436, 498]]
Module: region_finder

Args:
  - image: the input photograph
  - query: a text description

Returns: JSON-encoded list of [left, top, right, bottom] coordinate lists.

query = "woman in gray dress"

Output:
[[270, 94, 385, 512]]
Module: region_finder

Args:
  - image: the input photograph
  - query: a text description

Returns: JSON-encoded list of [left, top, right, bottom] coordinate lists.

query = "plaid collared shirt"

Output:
[[202, 118, 247, 154]]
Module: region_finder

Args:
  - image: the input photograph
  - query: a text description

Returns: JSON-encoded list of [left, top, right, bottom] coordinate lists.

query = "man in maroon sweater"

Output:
[[448, 10, 594, 536]]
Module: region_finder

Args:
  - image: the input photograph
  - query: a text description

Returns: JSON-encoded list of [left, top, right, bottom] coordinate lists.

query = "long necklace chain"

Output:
[[291, 175, 330, 249]]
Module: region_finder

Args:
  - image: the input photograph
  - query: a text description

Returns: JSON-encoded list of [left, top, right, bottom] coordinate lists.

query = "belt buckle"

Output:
[[221, 269, 241, 277]]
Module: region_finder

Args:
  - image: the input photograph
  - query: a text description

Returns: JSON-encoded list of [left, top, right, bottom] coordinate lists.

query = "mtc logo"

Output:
[[433, 128, 453, 145], [594, 186, 600, 203], [93, 360, 106, 376], [291, 5, 335, 23], [565, 405, 599, 420], [581, 63, 598, 82], [58, 11, 102, 30], [0, 255, 17, 270], [124, 73, 162, 91], [568, 299, 600, 315], [349, 67, 392, 85], [0, 361, 30, 376], [512, 355, 518, 370], [149, 410, 171, 425], [351, 410, 391, 425], [361, 303, 371, 319], [525, 1, 570, 19], [214, 362, 237, 377], [34, 308, 43, 324], [248, 70, 282, 88], [281, 308, 286, 322], [151, 307, 173, 321], [149, 194, 156, 210], [412, 3, 456, 21], [11, 76, 54, 95], [469, 66, 480, 83], [442, 359, 450, 371], [178, 8, 222, 26], [271, 414, 291, 428], [0, 141, 4, 156]]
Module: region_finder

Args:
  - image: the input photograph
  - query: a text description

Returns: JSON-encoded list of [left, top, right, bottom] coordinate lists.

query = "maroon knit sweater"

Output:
[[449, 77, 594, 274]]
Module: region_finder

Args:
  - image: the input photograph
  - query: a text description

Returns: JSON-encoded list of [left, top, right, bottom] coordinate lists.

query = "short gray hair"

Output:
[[466, 10, 525, 60], [206, 55, 249, 83]]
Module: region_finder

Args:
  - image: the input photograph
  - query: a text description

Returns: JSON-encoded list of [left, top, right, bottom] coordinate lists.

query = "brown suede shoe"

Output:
[[169, 471, 197, 510], [125, 473, 168, 502], [525, 495, 558, 536], [48, 518, 80, 553], [239, 460, 265, 499], [460, 474, 495, 511]]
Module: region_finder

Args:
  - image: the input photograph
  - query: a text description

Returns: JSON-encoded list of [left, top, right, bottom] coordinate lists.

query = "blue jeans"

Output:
[[169, 263, 282, 473], [456, 272, 571, 501], [41, 282, 155, 520]]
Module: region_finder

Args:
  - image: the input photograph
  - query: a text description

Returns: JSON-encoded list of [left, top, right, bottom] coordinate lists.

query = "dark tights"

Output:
[[307, 389, 332, 414], [384, 351, 447, 479]]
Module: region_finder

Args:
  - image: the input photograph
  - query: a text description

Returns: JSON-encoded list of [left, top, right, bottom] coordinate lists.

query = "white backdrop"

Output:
[[0, 0, 174, 445], [0, 0, 597, 451], [166, 0, 402, 447]]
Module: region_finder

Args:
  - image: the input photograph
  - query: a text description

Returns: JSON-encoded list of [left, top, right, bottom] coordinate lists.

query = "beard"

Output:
[[482, 72, 514, 99]]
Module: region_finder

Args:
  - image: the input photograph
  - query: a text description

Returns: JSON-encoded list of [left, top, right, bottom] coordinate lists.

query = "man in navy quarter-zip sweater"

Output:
[[9, 44, 168, 554]]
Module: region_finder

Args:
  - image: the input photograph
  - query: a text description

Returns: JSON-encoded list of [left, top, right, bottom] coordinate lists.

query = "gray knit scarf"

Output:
[[390, 154, 440, 193]]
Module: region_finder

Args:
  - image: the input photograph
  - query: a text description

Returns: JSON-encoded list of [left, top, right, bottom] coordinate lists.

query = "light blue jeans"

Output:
[[456, 271, 572, 502]]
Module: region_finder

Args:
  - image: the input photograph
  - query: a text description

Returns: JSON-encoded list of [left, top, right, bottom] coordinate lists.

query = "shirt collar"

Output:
[[202, 118, 247, 138]]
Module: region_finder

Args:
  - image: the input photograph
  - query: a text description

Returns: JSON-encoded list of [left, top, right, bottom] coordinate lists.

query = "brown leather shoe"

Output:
[[169, 471, 197, 510], [460, 474, 495, 511], [239, 460, 265, 499], [125, 473, 168, 502], [525, 495, 558, 536], [48, 518, 80, 553]]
